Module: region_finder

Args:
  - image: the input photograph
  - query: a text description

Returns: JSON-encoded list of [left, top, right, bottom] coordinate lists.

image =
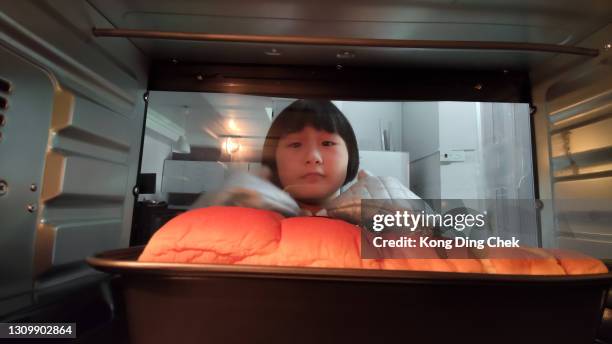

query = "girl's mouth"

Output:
[[301, 172, 325, 182]]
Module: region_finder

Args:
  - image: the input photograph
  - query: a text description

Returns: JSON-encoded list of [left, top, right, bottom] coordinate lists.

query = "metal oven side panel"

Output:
[[0, 0, 148, 318], [0, 45, 55, 316], [531, 24, 612, 258]]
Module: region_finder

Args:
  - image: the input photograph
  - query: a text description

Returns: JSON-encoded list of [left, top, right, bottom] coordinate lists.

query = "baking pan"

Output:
[[88, 246, 612, 344]]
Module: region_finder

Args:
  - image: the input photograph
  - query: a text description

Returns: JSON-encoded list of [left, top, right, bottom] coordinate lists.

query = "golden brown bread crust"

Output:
[[477, 247, 566, 275], [139, 207, 608, 275], [139, 207, 283, 264], [547, 248, 608, 275]]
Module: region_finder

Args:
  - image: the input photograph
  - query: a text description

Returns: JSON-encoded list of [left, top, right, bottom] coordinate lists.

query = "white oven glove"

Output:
[[325, 170, 434, 227], [190, 169, 302, 217]]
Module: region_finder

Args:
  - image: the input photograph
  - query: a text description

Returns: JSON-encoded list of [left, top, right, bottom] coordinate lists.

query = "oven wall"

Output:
[[0, 0, 147, 318], [531, 24, 612, 259]]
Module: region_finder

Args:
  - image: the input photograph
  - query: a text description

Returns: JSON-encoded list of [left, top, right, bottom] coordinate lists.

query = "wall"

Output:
[[340, 101, 403, 151]]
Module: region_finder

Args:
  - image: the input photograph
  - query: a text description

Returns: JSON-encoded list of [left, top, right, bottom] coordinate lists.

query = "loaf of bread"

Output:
[[139, 206, 608, 275]]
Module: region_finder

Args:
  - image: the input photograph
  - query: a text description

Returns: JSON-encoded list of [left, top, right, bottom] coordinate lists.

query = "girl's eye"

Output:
[[322, 141, 336, 146], [287, 142, 301, 148]]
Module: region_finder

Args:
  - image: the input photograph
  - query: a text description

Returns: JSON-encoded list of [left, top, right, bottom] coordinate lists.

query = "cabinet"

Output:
[[402, 101, 480, 199]]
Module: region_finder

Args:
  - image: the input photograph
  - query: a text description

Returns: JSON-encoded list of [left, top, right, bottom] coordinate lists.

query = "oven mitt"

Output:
[[325, 170, 435, 228], [191, 170, 302, 217]]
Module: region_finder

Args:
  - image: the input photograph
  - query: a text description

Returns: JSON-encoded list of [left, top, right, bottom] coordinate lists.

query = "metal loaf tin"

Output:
[[88, 246, 612, 344]]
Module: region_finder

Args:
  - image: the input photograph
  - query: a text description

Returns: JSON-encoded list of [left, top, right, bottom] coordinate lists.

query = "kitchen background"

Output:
[[135, 91, 537, 245]]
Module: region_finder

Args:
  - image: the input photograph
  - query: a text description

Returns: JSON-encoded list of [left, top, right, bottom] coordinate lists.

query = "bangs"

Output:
[[267, 101, 343, 139]]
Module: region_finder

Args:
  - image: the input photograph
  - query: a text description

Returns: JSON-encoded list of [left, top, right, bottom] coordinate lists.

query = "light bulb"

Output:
[[228, 119, 239, 131], [225, 138, 240, 154]]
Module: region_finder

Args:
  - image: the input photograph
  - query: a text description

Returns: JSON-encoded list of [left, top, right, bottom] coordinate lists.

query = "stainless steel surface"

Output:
[[87, 0, 611, 69], [33, 70, 140, 276], [531, 24, 612, 259], [92, 27, 600, 57], [0, 44, 54, 316], [0, 0, 147, 318]]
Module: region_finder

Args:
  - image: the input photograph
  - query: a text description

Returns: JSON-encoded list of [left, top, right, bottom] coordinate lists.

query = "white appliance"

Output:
[[162, 160, 225, 193]]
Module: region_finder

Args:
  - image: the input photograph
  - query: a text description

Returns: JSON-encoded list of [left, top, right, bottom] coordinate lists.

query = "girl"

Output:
[[261, 99, 359, 215], [196, 98, 420, 223]]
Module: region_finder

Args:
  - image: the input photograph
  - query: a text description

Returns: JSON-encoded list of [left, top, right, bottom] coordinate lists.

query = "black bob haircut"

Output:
[[261, 99, 359, 188]]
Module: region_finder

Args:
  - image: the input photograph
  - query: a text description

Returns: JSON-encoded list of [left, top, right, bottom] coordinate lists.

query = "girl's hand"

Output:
[[191, 170, 301, 217]]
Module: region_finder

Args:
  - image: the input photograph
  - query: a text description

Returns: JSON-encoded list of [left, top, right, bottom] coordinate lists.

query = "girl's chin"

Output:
[[284, 184, 337, 204], [289, 189, 334, 204], [292, 193, 331, 204]]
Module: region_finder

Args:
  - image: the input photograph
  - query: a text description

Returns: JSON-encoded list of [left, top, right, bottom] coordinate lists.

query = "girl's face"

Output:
[[275, 126, 349, 204]]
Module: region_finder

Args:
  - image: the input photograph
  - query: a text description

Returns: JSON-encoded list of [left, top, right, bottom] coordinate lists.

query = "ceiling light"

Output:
[[227, 118, 239, 131], [225, 137, 240, 155]]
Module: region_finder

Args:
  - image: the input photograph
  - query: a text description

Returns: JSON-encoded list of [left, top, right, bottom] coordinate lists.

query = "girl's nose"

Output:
[[305, 146, 323, 165]]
